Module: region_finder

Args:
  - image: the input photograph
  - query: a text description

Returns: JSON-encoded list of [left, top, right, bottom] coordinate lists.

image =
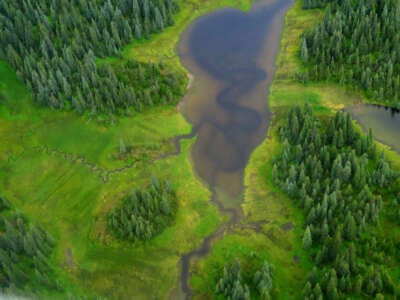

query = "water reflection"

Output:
[[179, 0, 293, 195], [346, 104, 400, 153]]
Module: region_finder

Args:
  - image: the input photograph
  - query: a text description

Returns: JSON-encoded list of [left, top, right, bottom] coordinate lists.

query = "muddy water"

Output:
[[176, 0, 293, 298], [179, 0, 293, 196], [347, 104, 400, 153]]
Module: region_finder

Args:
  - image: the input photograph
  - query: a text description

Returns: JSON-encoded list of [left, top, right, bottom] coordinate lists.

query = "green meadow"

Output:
[[0, 0, 252, 298], [0, 59, 219, 298]]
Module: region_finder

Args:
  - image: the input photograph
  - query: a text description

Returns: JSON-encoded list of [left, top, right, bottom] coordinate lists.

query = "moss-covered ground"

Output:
[[0, 0, 253, 298]]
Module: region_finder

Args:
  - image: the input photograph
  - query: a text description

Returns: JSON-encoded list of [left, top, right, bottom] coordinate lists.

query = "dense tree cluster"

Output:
[[301, 0, 400, 107], [253, 262, 274, 300], [303, 0, 334, 9], [273, 105, 400, 298], [112, 60, 184, 113], [216, 259, 250, 300], [0, 0, 181, 114], [0, 195, 60, 294], [107, 177, 176, 242], [216, 259, 273, 300]]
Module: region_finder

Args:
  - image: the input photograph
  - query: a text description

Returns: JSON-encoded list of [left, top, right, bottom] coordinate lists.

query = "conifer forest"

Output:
[[0, 0, 399, 299]]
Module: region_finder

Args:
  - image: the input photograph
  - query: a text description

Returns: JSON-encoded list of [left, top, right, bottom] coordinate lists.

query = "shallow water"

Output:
[[178, 0, 293, 196], [176, 0, 293, 298], [346, 104, 400, 153]]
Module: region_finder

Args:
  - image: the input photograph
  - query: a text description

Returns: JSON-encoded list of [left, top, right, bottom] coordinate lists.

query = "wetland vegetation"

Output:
[[0, 0, 399, 299]]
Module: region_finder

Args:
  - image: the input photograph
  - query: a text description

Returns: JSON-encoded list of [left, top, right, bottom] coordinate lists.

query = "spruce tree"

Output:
[[303, 226, 312, 249]]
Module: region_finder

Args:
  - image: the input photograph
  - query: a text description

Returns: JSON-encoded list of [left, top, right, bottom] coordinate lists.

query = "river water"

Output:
[[176, 0, 293, 298], [178, 0, 293, 196]]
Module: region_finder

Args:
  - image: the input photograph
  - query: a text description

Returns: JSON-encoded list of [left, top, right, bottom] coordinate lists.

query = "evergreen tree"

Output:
[[303, 226, 313, 249], [272, 105, 400, 298], [301, 0, 400, 106]]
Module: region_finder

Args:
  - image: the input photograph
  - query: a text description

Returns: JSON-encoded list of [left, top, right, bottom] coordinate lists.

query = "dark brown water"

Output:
[[175, 0, 293, 298], [347, 104, 400, 153]]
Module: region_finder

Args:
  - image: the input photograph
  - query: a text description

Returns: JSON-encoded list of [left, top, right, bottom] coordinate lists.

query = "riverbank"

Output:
[[125, 0, 252, 69], [0, 0, 254, 298], [189, 0, 400, 298]]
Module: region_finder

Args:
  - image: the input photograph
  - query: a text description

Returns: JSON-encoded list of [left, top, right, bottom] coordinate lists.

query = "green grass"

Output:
[[0, 0, 256, 298], [246, 0, 400, 295], [125, 0, 252, 66], [190, 127, 312, 299], [0, 58, 223, 298], [270, 0, 363, 111]]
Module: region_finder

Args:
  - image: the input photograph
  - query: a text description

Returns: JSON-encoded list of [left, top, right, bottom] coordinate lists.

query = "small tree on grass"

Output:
[[303, 226, 312, 249], [119, 138, 126, 154]]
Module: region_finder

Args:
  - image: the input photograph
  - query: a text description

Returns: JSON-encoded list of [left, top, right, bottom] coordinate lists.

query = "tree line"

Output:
[[0, 0, 181, 115], [107, 177, 176, 242], [300, 0, 400, 107], [302, 0, 334, 9], [272, 105, 400, 298], [0, 195, 61, 296], [216, 258, 274, 300]]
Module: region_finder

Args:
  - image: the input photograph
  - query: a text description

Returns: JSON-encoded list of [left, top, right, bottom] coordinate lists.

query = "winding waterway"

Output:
[[176, 0, 293, 298]]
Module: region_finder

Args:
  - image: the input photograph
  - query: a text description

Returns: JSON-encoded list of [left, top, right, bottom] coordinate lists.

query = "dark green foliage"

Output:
[[107, 177, 176, 242], [216, 259, 274, 300], [253, 261, 273, 300], [274, 105, 400, 298], [0, 196, 59, 294], [302, 225, 312, 249], [0, 196, 10, 212], [113, 59, 185, 112], [216, 259, 250, 300], [215, 258, 250, 300], [0, 0, 181, 115], [303, 0, 335, 9], [301, 0, 400, 107]]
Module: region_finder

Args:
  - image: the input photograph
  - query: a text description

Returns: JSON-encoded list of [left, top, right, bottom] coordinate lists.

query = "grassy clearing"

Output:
[[0, 0, 256, 298], [0, 59, 222, 298]]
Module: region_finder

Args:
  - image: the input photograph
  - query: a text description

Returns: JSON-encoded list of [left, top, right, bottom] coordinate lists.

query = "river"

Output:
[[175, 0, 294, 298]]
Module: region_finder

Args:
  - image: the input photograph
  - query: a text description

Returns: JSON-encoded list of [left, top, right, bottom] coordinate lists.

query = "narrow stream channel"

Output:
[[176, 0, 293, 298]]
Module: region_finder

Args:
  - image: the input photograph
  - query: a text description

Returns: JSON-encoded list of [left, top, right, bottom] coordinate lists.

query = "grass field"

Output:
[[189, 0, 400, 299], [0, 0, 253, 298], [0, 59, 221, 298]]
